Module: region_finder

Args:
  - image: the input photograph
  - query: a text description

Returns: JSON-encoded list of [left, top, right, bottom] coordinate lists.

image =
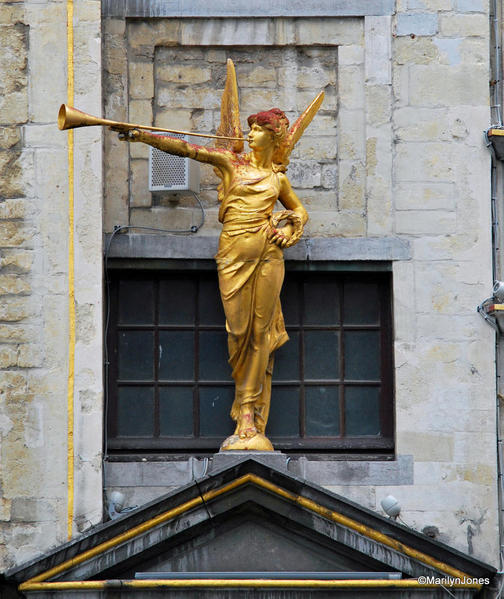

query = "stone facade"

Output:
[[0, 0, 103, 568], [0, 0, 500, 580]]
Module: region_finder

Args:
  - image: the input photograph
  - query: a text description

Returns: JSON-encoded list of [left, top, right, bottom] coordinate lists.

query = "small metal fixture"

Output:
[[380, 495, 401, 519], [107, 491, 138, 520], [149, 134, 200, 192], [477, 281, 504, 333], [486, 128, 504, 161]]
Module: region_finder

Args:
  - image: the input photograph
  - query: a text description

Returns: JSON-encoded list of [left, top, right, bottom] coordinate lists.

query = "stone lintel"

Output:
[[106, 234, 411, 262], [103, 0, 395, 18]]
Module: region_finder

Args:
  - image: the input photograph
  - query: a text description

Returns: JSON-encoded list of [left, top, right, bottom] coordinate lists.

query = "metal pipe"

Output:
[[135, 572, 402, 580], [19, 578, 484, 591], [489, 0, 504, 581]]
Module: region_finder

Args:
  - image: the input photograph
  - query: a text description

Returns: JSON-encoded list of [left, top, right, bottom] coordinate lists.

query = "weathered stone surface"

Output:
[[130, 206, 195, 230], [0, 298, 36, 322], [0, 152, 25, 198], [396, 13, 439, 36], [396, 431, 454, 462], [295, 17, 363, 46], [130, 159, 151, 208], [339, 161, 365, 210], [395, 36, 440, 65], [304, 210, 366, 237], [395, 142, 460, 182], [239, 66, 278, 88], [365, 16, 391, 84], [395, 182, 456, 210], [128, 61, 154, 98], [338, 65, 365, 109], [407, 0, 451, 9], [128, 20, 179, 48], [157, 64, 211, 86], [408, 64, 488, 106], [439, 13, 488, 37], [0, 275, 30, 296], [395, 210, 457, 235], [455, 0, 485, 11], [0, 198, 26, 219], [338, 110, 365, 160], [0, 127, 21, 150], [0, 222, 32, 247], [365, 85, 391, 127], [338, 44, 364, 66]]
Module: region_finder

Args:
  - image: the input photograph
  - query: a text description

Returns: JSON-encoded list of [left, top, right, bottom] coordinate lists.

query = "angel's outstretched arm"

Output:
[[120, 129, 233, 173]]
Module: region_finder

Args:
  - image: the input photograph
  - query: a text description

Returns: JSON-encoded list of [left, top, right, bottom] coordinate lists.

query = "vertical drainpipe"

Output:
[[66, 0, 75, 541], [490, 0, 504, 576]]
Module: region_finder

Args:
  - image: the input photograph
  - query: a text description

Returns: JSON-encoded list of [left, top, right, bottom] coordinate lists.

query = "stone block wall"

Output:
[[102, 7, 499, 567], [0, 0, 499, 574], [103, 18, 362, 235], [390, 0, 497, 563], [0, 0, 104, 569]]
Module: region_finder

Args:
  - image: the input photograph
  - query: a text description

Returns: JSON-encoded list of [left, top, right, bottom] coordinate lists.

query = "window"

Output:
[[106, 264, 393, 454]]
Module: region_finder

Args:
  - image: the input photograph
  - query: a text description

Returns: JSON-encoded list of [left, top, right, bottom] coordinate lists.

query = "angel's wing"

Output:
[[215, 59, 244, 154], [273, 91, 325, 170]]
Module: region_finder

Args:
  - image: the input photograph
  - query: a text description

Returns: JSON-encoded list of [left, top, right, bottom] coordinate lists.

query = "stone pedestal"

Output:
[[210, 451, 289, 473]]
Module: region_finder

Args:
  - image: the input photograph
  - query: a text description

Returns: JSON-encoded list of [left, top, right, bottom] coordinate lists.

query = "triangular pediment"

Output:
[[2, 458, 496, 597]]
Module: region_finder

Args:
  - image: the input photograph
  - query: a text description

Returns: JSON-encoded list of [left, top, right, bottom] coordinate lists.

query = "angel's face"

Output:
[[247, 123, 275, 151]]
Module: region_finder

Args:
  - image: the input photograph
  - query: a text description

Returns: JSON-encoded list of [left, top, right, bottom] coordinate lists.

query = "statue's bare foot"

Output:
[[254, 410, 266, 434], [238, 425, 257, 439], [237, 405, 257, 438]]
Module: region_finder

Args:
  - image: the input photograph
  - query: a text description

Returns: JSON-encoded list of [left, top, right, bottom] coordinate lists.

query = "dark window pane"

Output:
[[199, 331, 231, 381], [343, 282, 380, 324], [118, 331, 154, 380], [344, 331, 380, 380], [159, 331, 194, 380], [118, 280, 154, 324], [274, 332, 299, 381], [199, 386, 235, 437], [159, 387, 193, 436], [280, 278, 300, 325], [109, 269, 392, 451], [305, 386, 340, 436], [304, 331, 339, 379], [117, 387, 154, 436], [199, 278, 225, 325], [268, 386, 299, 436], [303, 280, 339, 325], [159, 278, 196, 325], [345, 386, 380, 435]]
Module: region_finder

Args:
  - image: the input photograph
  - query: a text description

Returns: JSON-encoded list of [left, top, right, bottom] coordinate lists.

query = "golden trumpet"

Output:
[[57, 104, 245, 141]]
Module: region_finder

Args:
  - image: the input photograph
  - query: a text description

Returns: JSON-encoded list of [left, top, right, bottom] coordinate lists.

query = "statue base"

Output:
[[211, 449, 288, 473], [220, 433, 274, 452]]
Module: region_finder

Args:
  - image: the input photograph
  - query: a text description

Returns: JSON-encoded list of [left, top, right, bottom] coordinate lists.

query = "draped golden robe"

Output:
[[215, 169, 289, 432]]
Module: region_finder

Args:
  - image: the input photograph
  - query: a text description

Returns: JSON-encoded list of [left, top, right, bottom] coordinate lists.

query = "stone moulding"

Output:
[[102, 0, 395, 18], [3, 459, 496, 597], [105, 234, 411, 261]]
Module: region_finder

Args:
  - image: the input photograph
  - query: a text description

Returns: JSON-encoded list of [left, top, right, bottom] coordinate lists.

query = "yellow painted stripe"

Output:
[[66, 0, 75, 542], [19, 579, 483, 591], [20, 474, 477, 590], [489, 128, 504, 136]]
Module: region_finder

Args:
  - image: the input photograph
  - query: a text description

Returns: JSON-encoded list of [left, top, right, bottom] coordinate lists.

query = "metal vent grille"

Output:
[[148, 133, 200, 192]]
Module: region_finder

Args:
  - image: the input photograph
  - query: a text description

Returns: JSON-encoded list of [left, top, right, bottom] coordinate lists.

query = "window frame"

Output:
[[105, 260, 394, 455]]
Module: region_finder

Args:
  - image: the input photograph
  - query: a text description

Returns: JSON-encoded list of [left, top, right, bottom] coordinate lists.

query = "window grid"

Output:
[[107, 270, 393, 453]]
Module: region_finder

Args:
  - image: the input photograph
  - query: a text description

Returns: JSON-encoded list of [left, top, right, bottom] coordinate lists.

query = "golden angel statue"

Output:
[[120, 60, 324, 451]]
